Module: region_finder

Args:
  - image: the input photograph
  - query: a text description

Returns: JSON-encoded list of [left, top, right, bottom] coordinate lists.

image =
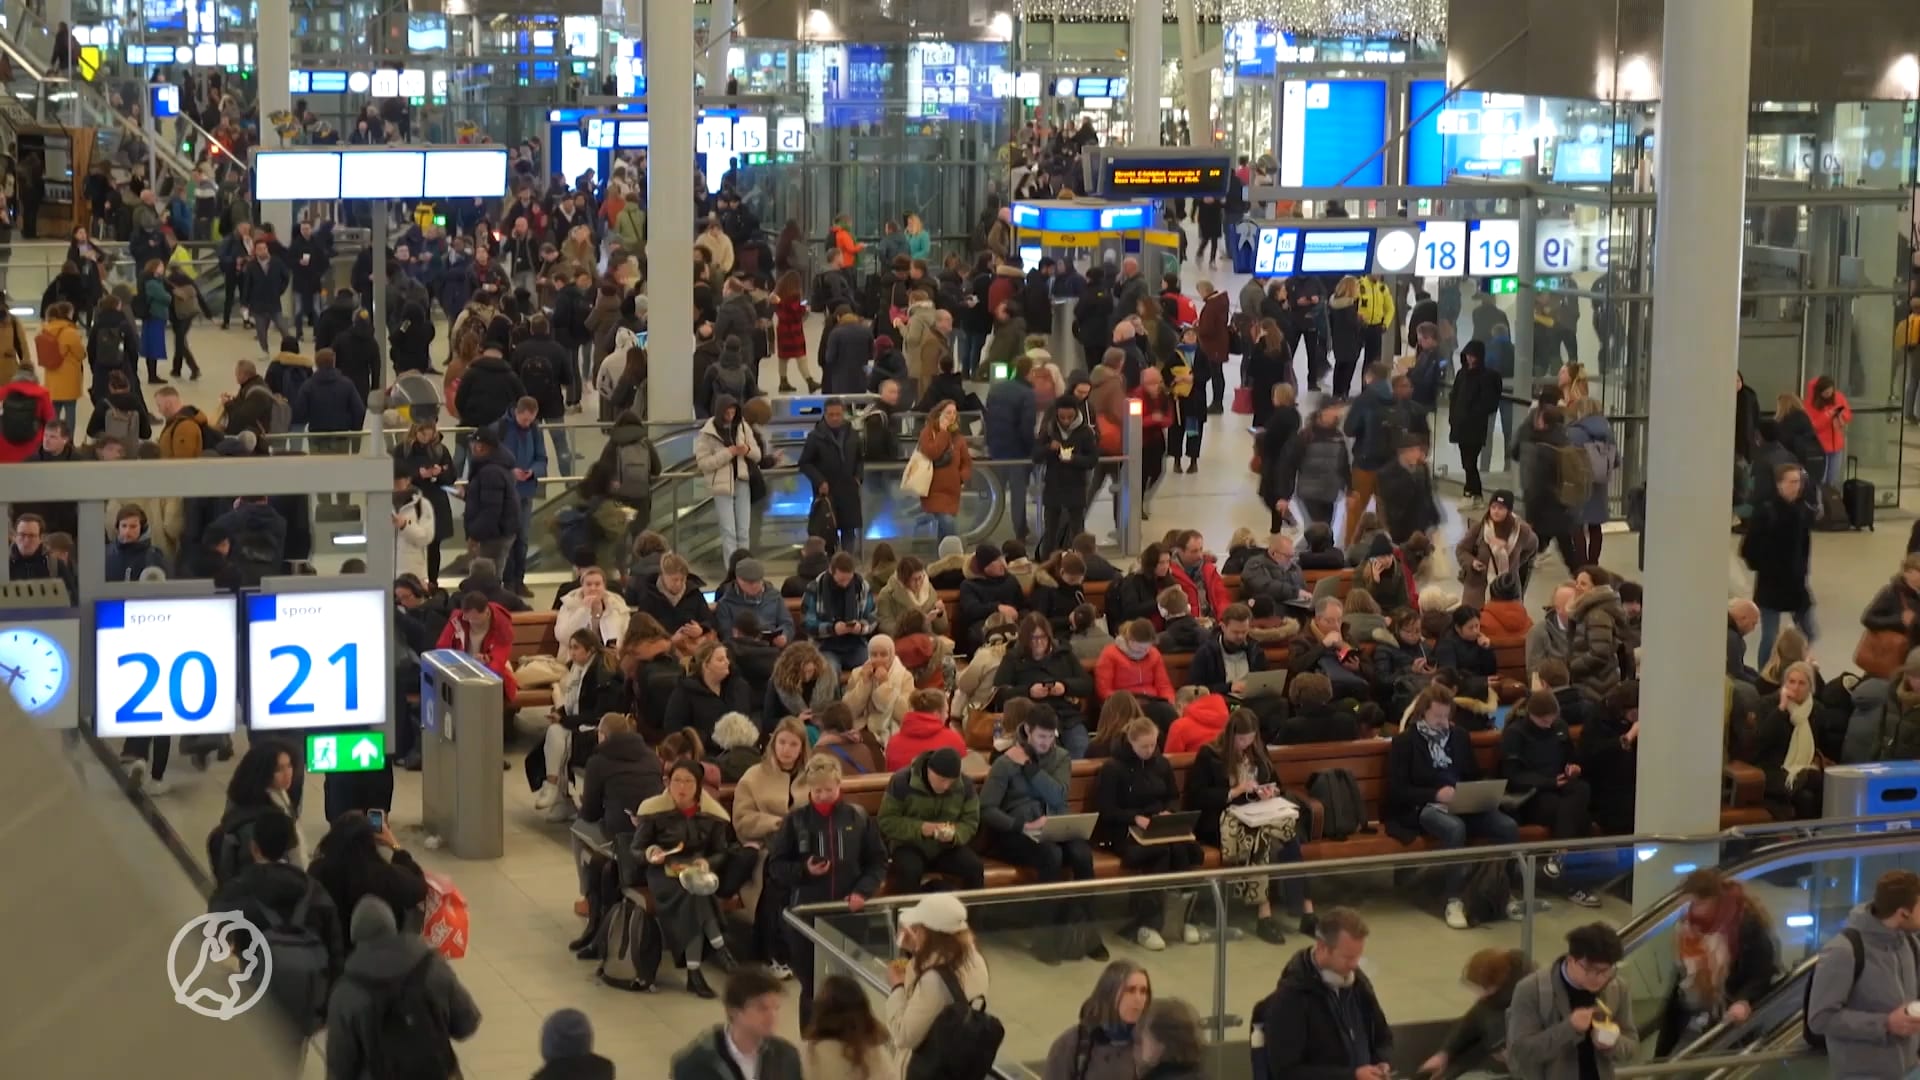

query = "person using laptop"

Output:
[[1385, 685, 1520, 930], [1502, 689, 1602, 908], [978, 700, 1106, 964], [1095, 717, 1204, 952], [1188, 603, 1277, 707], [1186, 708, 1313, 944]]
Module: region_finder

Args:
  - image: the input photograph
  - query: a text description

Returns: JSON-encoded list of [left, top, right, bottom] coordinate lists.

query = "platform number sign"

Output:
[[1467, 219, 1520, 277], [94, 597, 239, 739], [246, 590, 389, 731], [733, 116, 767, 154], [1415, 221, 1466, 277], [776, 116, 807, 152]]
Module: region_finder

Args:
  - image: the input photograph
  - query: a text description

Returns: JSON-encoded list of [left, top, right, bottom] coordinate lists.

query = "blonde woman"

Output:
[[1329, 275, 1365, 397], [887, 894, 990, 1079], [734, 717, 809, 978], [844, 634, 916, 743]]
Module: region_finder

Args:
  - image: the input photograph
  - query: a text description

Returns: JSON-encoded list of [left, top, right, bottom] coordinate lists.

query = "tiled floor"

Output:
[[55, 233, 1920, 1076]]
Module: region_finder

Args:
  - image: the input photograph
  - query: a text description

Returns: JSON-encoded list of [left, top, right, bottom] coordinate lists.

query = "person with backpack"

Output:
[[1564, 396, 1618, 566], [511, 313, 572, 476], [463, 424, 522, 572], [325, 891, 483, 1080], [206, 811, 345, 1049], [599, 408, 660, 536], [0, 368, 53, 464], [1806, 868, 1920, 1076], [670, 966, 802, 1080], [86, 370, 151, 447], [887, 892, 994, 1080], [1386, 685, 1521, 930], [86, 293, 140, 411], [213, 493, 290, 583], [1521, 404, 1584, 576], [1252, 907, 1391, 1080], [1507, 923, 1637, 1079], [35, 300, 83, 431]]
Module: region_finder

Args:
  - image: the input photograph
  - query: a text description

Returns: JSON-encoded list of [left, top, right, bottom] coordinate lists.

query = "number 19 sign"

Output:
[[95, 597, 238, 739], [247, 590, 388, 731]]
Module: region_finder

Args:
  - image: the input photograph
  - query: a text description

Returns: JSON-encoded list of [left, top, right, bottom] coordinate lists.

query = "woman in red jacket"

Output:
[[772, 270, 818, 393], [1134, 367, 1176, 517], [1805, 374, 1851, 492], [1095, 619, 1177, 730], [884, 688, 968, 772]]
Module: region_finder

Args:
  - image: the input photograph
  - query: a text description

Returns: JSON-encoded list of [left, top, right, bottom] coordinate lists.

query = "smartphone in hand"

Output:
[[368, 808, 386, 831]]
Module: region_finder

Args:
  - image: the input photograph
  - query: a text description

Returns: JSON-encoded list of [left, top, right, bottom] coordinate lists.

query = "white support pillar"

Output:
[[1636, 0, 1753, 841], [646, 0, 695, 423], [1130, 0, 1162, 146], [256, 0, 293, 238], [1175, 0, 1206, 144], [624, 0, 644, 39], [706, 0, 734, 93]]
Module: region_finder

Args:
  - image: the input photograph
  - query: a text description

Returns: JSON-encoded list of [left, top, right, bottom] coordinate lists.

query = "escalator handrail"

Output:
[[1668, 954, 1819, 1061], [1615, 1045, 1809, 1077], [74, 728, 216, 899]]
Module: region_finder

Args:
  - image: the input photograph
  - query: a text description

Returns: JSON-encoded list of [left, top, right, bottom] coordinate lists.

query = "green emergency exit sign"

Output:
[[307, 731, 387, 774], [1485, 277, 1519, 295]]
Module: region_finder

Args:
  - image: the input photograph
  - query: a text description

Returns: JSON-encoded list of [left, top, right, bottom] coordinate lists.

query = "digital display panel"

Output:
[[423, 148, 508, 199], [246, 591, 389, 731], [1298, 229, 1375, 274], [1279, 79, 1387, 187], [341, 151, 424, 200], [1253, 228, 1299, 276], [253, 151, 342, 201], [1406, 81, 1532, 185], [309, 71, 349, 93], [1102, 154, 1231, 198], [95, 597, 238, 739], [1467, 219, 1521, 277]]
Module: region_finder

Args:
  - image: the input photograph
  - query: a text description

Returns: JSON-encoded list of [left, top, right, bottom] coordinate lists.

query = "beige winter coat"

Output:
[[844, 658, 917, 744]]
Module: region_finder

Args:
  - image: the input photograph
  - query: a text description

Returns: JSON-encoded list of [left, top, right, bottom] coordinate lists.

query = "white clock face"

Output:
[[1374, 229, 1417, 274], [0, 627, 71, 714]]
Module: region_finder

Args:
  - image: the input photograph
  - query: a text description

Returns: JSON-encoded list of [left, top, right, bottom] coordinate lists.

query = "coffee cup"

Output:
[[1905, 1002, 1920, 1019], [1591, 1020, 1620, 1049]]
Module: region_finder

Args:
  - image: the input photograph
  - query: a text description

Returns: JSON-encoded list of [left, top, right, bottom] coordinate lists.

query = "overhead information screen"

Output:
[[1299, 229, 1375, 274], [1101, 154, 1232, 198], [254, 147, 509, 202], [1279, 79, 1387, 186], [1253, 228, 1299, 276], [1405, 81, 1532, 185]]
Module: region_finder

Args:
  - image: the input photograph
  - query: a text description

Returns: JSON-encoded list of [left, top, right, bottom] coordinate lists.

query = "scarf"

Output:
[[1677, 890, 1746, 1009], [269, 788, 309, 869], [1415, 720, 1453, 772], [1781, 694, 1818, 785]]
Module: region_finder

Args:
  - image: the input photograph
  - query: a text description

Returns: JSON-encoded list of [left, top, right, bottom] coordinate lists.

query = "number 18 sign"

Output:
[[95, 596, 238, 739], [247, 590, 388, 731]]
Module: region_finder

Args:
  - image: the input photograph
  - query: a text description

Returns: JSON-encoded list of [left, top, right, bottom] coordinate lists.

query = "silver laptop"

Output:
[[1030, 813, 1099, 843], [1443, 779, 1510, 815], [1239, 669, 1290, 698]]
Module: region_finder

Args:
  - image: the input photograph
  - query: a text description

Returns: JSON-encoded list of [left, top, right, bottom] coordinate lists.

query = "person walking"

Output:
[[1741, 463, 1816, 661], [1036, 396, 1098, 559], [669, 967, 803, 1080], [916, 399, 972, 542], [1252, 908, 1392, 1080], [241, 237, 295, 360], [1805, 869, 1920, 1079], [1507, 923, 1637, 1079], [1448, 340, 1502, 509], [324, 895, 483, 1078]]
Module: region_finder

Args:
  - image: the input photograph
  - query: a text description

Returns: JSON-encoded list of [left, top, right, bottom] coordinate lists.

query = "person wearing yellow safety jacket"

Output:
[[1356, 274, 1396, 368]]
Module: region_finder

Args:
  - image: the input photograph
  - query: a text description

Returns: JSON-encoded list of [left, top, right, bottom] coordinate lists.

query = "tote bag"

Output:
[[901, 449, 935, 498]]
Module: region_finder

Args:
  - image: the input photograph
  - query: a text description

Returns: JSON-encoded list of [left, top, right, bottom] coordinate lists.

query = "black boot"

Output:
[[687, 967, 716, 999]]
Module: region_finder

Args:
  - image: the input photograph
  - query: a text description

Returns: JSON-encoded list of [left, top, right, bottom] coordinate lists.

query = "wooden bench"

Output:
[[509, 611, 562, 709]]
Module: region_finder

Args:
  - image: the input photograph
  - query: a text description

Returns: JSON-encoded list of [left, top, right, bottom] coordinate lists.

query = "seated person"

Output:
[[1186, 707, 1313, 943], [1071, 533, 1120, 582], [1156, 587, 1207, 654], [1240, 532, 1314, 612], [1533, 658, 1596, 730], [712, 558, 794, 644], [1246, 596, 1299, 643], [978, 701, 1104, 962], [1094, 717, 1205, 951], [844, 634, 917, 744], [803, 551, 878, 672], [1165, 685, 1230, 753], [529, 629, 620, 819], [1030, 552, 1089, 635], [885, 688, 967, 772], [1385, 685, 1520, 930], [926, 535, 968, 591], [1297, 522, 1349, 571], [781, 537, 830, 599], [877, 747, 984, 894], [437, 591, 518, 700], [632, 761, 749, 997], [1068, 602, 1115, 663], [625, 530, 671, 590], [1289, 597, 1372, 702], [1581, 682, 1639, 835], [1188, 603, 1272, 698], [612, 615, 687, 740], [876, 556, 945, 638], [813, 701, 887, 777], [456, 556, 531, 613], [1001, 537, 1038, 593], [891, 609, 956, 691], [1479, 572, 1534, 637], [1432, 605, 1498, 678], [635, 553, 714, 658], [765, 641, 839, 732], [1109, 543, 1176, 634], [1341, 590, 1390, 645], [730, 717, 809, 969], [572, 711, 665, 948], [1500, 690, 1601, 907], [1752, 660, 1835, 820], [658, 727, 722, 791], [1220, 527, 1262, 576], [725, 612, 779, 695], [554, 567, 632, 646], [1277, 672, 1361, 746], [707, 711, 762, 783], [661, 640, 752, 747], [995, 612, 1097, 757], [958, 543, 1029, 652], [1096, 618, 1178, 729]]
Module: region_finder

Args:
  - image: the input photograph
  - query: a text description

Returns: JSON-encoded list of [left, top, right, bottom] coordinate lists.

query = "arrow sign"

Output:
[[350, 736, 380, 768], [307, 731, 387, 774]]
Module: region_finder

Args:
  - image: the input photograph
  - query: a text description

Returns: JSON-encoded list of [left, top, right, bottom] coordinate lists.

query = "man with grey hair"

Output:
[[1253, 906, 1392, 1080], [1527, 582, 1578, 680], [1294, 596, 1370, 701], [1727, 598, 1761, 683]]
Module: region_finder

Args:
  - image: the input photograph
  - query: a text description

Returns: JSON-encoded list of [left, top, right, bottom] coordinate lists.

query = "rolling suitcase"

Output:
[[1843, 455, 1876, 531]]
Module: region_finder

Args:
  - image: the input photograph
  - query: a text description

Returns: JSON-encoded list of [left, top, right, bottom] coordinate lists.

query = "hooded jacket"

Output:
[[1036, 410, 1098, 505], [452, 353, 525, 432], [979, 735, 1071, 835], [663, 672, 754, 747], [292, 365, 366, 434], [35, 317, 85, 402], [877, 752, 981, 856], [324, 896, 482, 1080], [1188, 629, 1272, 697], [884, 710, 968, 773], [1094, 641, 1175, 703], [462, 442, 521, 542], [207, 859, 348, 1020], [104, 526, 168, 582], [1806, 905, 1920, 1080], [1568, 585, 1635, 703], [694, 402, 762, 498], [1254, 947, 1392, 1080], [1092, 739, 1181, 847], [713, 581, 795, 643], [1163, 692, 1231, 755]]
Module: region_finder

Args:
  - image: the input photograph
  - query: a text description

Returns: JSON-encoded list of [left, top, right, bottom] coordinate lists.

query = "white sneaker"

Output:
[[1543, 855, 1564, 880], [534, 782, 558, 810], [122, 758, 148, 790], [768, 962, 794, 980], [1134, 926, 1166, 951], [1181, 923, 1201, 945], [144, 776, 172, 797], [1444, 900, 1470, 930], [543, 797, 576, 824]]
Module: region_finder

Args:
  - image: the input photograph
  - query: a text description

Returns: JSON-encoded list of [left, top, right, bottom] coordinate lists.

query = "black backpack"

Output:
[[350, 953, 458, 1080], [1460, 859, 1512, 927], [904, 968, 1004, 1080], [1804, 929, 1920, 1051], [260, 889, 332, 1037], [1, 387, 39, 445], [1306, 769, 1365, 840]]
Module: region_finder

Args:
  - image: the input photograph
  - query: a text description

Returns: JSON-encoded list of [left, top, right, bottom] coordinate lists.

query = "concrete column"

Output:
[[706, 0, 734, 92], [1130, 0, 1162, 145], [624, 0, 644, 39], [44, 0, 70, 35], [1175, 0, 1206, 144], [255, 0, 293, 238], [646, 0, 694, 423], [1635, 0, 1753, 841]]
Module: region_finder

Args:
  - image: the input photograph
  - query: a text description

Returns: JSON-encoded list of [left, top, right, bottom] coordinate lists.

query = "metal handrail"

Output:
[[1668, 955, 1819, 1061], [1615, 1047, 1809, 1076]]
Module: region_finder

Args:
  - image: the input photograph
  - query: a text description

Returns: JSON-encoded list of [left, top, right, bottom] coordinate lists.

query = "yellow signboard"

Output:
[[1145, 229, 1180, 250], [76, 46, 100, 82], [1036, 231, 1098, 247]]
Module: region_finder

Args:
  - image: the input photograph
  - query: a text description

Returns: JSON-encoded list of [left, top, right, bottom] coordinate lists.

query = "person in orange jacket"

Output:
[[1163, 687, 1230, 755], [1095, 618, 1176, 713], [1804, 374, 1851, 491], [883, 688, 968, 772], [830, 213, 863, 265]]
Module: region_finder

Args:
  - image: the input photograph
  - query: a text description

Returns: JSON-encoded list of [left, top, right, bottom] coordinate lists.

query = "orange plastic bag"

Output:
[[422, 871, 469, 960]]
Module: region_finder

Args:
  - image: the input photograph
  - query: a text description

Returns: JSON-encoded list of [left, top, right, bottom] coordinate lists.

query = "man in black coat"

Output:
[[312, 287, 357, 352], [463, 426, 521, 568], [332, 310, 383, 403], [291, 349, 365, 448], [510, 314, 571, 471], [550, 267, 594, 404], [1521, 405, 1582, 572], [1034, 398, 1098, 559], [1022, 258, 1056, 334], [1254, 908, 1393, 1080], [797, 398, 863, 555], [1374, 434, 1440, 544], [241, 237, 295, 357], [454, 346, 525, 432]]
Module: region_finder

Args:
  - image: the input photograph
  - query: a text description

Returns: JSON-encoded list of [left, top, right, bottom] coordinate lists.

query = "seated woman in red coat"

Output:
[[436, 591, 519, 703], [885, 688, 968, 772], [1095, 618, 1178, 730]]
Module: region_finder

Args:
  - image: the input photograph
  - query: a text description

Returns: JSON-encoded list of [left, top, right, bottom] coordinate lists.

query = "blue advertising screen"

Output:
[[1551, 142, 1613, 184], [1405, 81, 1532, 185], [1279, 79, 1387, 186]]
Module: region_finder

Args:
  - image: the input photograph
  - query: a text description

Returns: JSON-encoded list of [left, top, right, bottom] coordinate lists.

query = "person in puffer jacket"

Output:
[[1567, 566, 1636, 704], [1164, 687, 1230, 754], [325, 895, 482, 1076], [884, 689, 968, 772], [1095, 618, 1177, 728]]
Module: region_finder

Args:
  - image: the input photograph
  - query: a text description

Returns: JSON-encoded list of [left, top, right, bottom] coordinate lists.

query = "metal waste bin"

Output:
[[419, 649, 504, 859], [1823, 763, 1920, 829], [1049, 298, 1079, 374]]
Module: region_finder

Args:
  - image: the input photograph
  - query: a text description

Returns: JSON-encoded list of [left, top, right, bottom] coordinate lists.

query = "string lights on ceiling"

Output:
[[1012, 0, 1447, 37]]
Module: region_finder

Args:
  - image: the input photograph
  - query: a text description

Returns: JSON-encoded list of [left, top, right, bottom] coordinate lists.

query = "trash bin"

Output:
[[1823, 763, 1920, 830], [419, 649, 505, 859]]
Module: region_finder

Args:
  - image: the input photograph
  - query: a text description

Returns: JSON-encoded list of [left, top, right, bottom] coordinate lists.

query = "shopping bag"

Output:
[[1231, 385, 1255, 415], [422, 871, 470, 959], [1854, 629, 1910, 679], [901, 449, 935, 498]]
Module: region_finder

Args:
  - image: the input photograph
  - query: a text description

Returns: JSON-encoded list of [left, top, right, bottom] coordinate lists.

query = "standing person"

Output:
[[1457, 493, 1538, 608], [137, 259, 172, 384], [1417, 949, 1534, 1080], [287, 220, 330, 339], [1805, 869, 1920, 1079], [804, 975, 899, 1080], [324, 893, 483, 1079], [799, 397, 865, 556], [1271, 399, 1348, 533], [1044, 961, 1150, 1080], [1133, 999, 1207, 1080], [1521, 405, 1583, 574], [1507, 924, 1637, 1079], [1655, 869, 1780, 1054], [695, 394, 762, 565], [669, 967, 803, 1080], [1565, 397, 1619, 565], [33, 301, 84, 431], [765, 755, 888, 1023], [772, 270, 819, 393], [984, 356, 1039, 544], [493, 398, 548, 597], [1448, 340, 1502, 510], [1252, 908, 1393, 1080], [242, 237, 294, 359], [915, 399, 972, 542], [1327, 277, 1365, 399], [165, 262, 209, 381], [1806, 374, 1852, 494], [886, 894, 991, 1078], [461, 425, 521, 571], [1341, 362, 1395, 544], [1741, 463, 1816, 661], [1036, 396, 1098, 559], [533, 1010, 615, 1080]]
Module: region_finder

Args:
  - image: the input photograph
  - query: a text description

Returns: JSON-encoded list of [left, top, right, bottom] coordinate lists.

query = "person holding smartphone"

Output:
[[765, 754, 887, 1026]]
